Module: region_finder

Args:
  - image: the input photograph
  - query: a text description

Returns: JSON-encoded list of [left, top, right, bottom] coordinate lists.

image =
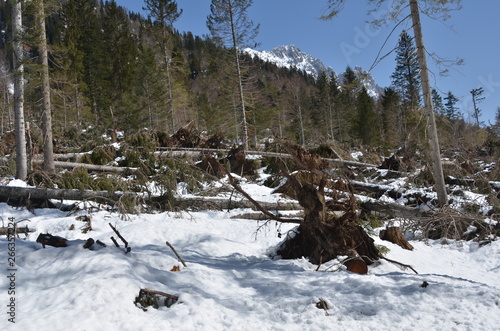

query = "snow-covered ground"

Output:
[[1, 180, 499, 331]]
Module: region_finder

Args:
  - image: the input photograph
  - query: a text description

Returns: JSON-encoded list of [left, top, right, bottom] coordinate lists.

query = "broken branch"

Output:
[[166, 241, 187, 268]]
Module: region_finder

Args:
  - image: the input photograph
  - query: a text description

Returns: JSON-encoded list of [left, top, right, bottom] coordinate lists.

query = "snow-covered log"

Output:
[[32, 159, 137, 173]]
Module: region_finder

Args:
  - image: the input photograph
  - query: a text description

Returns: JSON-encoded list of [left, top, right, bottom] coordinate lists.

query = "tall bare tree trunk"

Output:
[[164, 49, 175, 133], [409, 0, 448, 207], [228, 3, 249, 152], [36, 0, 55, 174], [11, 0, 27, 180]]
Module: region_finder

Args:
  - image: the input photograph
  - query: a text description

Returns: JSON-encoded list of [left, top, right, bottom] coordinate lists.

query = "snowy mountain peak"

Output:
[[245, 45, 381, 98], [245, 45, 333, 78]]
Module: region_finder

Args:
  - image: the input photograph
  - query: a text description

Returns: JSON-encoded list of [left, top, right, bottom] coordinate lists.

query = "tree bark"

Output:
[[409, 0, 448, 207], [0, 185, 303, 211], [36, 0, 55, 174], [32, 159, 138, 173], [11, 0, 27, 180], [379, 226, 414, 250], [0, 185, 118, 202], [229, 6, 249, 152], [156, 147, 379, 168], [361, 200, 435, 219]]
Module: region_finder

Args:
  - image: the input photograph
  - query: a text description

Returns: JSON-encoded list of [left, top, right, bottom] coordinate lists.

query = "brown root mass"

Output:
[[275, 142, 380, 268]]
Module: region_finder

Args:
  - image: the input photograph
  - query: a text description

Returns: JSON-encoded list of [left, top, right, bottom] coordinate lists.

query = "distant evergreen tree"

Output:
[[432, 89, 444, 115], [355, 87, 377, 145], [391, 31, 421, 112], [444, 91, 459, 120], [327, 72, 340, 141], [380, 87, 400, 148], [78, 0, 110, 126], [311, 71, 331, 142], [101, 1, 140, 131], [342, 66, 359, 96], [52, 0, 92, 130], [337, 66, 359, 143]]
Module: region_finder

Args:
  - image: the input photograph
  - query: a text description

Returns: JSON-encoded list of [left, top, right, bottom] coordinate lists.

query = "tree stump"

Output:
[[379, 227, 414, 250]]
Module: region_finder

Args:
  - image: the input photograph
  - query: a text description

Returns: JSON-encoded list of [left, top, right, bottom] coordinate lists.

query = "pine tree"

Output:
[[444, 91, 459, 120], [78, 0, 110, 126], [338, 66, 359, 143], [207, 0, 259, 151], [311, 71, 331, 141], [57, 0, 91, 129], [101, 1, 139, 131], [380, 87, 400, 148], [432, 89, 444, 115], [355, 87, 377, 145], [391, 31, 421, 114]]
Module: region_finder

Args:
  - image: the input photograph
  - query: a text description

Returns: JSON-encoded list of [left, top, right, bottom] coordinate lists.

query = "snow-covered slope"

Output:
[[1, 175, 499, 330], [245, 44, 334, 78], [245, 45, 382, 98]]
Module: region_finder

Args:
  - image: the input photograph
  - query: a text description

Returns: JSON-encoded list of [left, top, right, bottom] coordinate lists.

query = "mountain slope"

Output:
[[245, 44, 382, 97], [245, 44, 334, 78]]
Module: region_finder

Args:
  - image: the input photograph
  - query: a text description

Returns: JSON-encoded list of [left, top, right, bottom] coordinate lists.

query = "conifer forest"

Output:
[[0, 0, 496, 155]]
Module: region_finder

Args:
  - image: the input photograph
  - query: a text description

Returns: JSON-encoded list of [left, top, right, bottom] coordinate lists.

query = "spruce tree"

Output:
[[381, 87, 400, 148], [311, 71, 331, 141], [77, 0, 109, 126], [355, 87, 377, 145], [391, 31, 421, 113], [102, 1, 139, 131], [432, 89, 444, 115], [338, 66, 359, 143], [444, 91, 459, 120]]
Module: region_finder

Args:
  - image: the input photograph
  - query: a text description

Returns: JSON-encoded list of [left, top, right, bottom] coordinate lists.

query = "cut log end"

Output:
[[345, 259, 368, 274]]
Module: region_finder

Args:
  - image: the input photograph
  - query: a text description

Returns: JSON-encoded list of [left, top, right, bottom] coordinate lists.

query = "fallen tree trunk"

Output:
[[32, 159, 137, 173], [0, 226, 34, 236], [0, 185, 119, 203], [361, 200, 435, 219], [0, 185, 302, 211], [171, 197, 302, 212], [157, 147, 379, 168]]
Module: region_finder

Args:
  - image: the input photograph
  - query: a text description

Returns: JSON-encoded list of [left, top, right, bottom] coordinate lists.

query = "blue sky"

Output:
[[117, 0, 499, 125]]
